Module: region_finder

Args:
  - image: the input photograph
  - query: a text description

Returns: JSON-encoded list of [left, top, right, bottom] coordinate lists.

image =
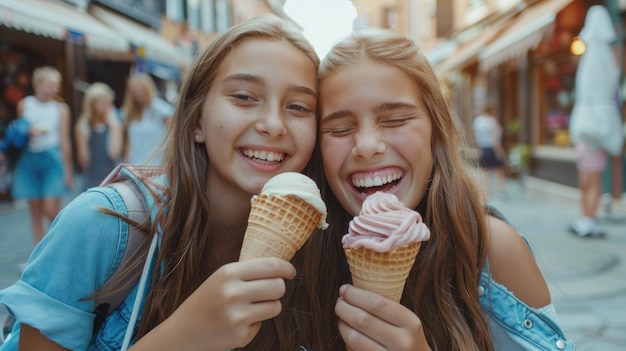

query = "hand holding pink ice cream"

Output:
[[342, 191, 430, 302]]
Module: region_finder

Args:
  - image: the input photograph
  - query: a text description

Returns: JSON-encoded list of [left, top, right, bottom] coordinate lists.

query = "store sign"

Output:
[[94, 0, 162, 28], [66, 29, 85, 45], [63, 0, 89, 10]]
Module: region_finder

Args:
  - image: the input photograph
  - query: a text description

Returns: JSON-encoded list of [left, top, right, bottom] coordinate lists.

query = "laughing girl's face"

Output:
[[319, 59, 433, 216]]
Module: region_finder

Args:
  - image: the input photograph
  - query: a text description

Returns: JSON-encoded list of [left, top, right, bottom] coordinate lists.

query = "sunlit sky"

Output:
[[284, 0, 357, 59]]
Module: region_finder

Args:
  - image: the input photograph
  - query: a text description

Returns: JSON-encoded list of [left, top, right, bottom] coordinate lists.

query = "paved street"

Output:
[[0, 176, 625, 349]]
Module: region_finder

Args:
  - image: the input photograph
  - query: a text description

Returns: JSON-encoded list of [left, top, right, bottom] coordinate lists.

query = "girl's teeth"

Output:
[[353, 172, 402, 188]]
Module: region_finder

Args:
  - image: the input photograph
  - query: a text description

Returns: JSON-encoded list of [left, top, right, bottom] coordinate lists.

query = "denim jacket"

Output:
[[0, 169, 159, 351], [480, 205, 575, 350]]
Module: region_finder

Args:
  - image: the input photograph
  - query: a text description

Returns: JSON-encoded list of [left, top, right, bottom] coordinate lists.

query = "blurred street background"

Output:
[[1, 0, 626, 349]]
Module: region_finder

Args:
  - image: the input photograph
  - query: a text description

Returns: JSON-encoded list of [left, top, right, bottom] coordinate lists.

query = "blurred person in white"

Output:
[[8, 66, 73, 245], [74, 82, 123, 191], [568, 5, 625, 238], [473, 103, 507, 200], [121, 73, 174, 165]]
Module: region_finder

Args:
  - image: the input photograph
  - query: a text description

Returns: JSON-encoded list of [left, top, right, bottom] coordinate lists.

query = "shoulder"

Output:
[[51, 187, 128, 237], [485, 215, 551, 307], [16, 97, 27, 111], [57, 101, 70, 115]]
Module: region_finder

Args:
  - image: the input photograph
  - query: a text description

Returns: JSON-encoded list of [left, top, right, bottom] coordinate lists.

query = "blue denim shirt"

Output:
[[0, 169, 159, 351], [1, 182, 574, 350]]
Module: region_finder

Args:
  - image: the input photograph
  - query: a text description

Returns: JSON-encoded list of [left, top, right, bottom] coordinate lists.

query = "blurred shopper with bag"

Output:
[[568, 5, 625, 237]]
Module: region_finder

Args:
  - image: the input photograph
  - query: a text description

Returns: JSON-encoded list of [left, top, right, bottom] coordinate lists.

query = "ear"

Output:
[[193, 128, 205, 143]]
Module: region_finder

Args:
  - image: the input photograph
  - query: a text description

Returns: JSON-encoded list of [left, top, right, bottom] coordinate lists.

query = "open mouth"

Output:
[[241, 148, 285, 164], [351, 172, 402, 196]]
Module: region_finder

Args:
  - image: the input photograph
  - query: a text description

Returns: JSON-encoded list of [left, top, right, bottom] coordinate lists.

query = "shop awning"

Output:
[[436, 19, 510, 74], [90, 5, 193, 77], [0, 0, 130, 54], [479, 0, 573, 71]]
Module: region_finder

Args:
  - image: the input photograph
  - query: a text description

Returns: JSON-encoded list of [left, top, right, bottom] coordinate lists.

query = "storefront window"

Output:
[[0, 44, 31, 129], [532, 1, 585, 148], [540, 55, 577, 147]]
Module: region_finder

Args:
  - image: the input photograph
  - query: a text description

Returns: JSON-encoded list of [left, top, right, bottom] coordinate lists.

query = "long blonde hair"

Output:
[[79, 82, 114, 127], [309, 29, 492, 350]]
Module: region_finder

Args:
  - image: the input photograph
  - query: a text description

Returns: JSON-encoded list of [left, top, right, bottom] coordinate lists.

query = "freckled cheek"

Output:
[[291, 120, 317, 150]]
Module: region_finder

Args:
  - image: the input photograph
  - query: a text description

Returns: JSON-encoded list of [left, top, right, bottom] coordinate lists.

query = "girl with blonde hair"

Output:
[[305, 29, 574, 350], [5, 66, 73, 244], [74, 82, 123, 191]]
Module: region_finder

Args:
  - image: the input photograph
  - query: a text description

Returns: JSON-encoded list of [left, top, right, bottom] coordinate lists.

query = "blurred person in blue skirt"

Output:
[[9, 66, 73, 244]]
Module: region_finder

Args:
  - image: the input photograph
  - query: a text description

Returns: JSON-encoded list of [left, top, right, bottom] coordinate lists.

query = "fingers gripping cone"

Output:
[[344, 242, 421, 303], [239, 172, 328, 262], [240, 194, 322, 261]]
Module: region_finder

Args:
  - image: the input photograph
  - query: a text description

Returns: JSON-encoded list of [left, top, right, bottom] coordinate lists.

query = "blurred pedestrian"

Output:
[[74, 82, 123, 191], [473, 103, 507, 200], [121, 73, 174, 165], [10, 66, 73, 244], [568, 5, 624, 237]]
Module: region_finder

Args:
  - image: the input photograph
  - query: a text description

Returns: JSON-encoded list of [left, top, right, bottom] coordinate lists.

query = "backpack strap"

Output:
[[92, 179, 149, 333]]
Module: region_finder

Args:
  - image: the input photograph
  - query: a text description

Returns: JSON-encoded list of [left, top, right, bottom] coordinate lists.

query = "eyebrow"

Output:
[[222, 73, 317, 99], [374, 101, 419, 113], [322, 101, 419, 121]]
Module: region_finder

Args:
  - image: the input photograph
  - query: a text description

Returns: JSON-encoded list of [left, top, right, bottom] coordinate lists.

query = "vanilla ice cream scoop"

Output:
[[256, 172, 328, 229], [240, 172, 328, 261]]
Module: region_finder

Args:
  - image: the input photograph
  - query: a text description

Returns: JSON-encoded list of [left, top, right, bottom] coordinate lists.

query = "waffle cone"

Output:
[[344, 241, 421, 303], [239, 194, 322, 261]]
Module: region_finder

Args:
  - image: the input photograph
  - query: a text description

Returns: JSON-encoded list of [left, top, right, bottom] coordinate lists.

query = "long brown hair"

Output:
[[134, 14, 321, 349], [307, 29, 493, 350]]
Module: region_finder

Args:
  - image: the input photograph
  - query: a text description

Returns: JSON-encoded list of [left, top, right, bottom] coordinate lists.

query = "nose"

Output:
[[352, 126, 386, 158], [255, 103, 287, 137]]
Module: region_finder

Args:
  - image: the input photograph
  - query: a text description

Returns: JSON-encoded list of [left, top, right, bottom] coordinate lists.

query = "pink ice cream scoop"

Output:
[[342, 191, 431, 252]]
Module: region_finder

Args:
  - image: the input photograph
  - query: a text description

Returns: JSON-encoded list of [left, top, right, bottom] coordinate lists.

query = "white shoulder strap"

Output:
[[109, 180, 158, 351]]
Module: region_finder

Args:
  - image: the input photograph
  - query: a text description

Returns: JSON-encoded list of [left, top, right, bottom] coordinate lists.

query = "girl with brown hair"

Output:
[[0, 14, 319, 351]]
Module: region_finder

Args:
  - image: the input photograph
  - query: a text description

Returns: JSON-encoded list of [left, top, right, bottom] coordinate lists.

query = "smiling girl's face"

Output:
[[194, 38, 318, 197], [319, 59, 433, 216]]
